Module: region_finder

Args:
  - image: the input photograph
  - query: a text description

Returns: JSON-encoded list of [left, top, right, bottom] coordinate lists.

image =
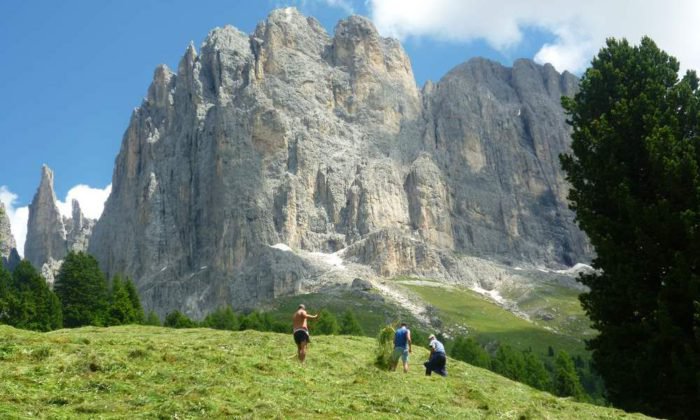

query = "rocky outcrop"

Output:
[[0, 202, 20, 270], [88, 8, 590, 318], [25, 165, 67, 271], [24, 165, 95, 284]]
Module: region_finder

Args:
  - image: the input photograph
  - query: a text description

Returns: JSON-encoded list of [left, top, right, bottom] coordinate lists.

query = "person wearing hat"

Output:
[[292, 304, 318, 363], [424, 334, 447, 376]]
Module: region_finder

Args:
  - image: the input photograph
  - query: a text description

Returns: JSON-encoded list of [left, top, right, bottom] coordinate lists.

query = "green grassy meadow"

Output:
[[0, 325, 648, 419], [401, 283, 587, 357]]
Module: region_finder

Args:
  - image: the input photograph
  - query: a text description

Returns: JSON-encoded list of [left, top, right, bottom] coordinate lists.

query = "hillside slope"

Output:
[[0, 326, 647, 418]]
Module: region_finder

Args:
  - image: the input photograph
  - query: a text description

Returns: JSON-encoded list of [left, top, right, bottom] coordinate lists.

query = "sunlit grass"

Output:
[[0, 325, 648, 418], [403, 285, 587, 357]]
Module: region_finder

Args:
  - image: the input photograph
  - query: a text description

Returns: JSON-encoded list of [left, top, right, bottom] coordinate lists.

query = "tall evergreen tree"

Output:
[[203, 306, 238, 330], [124, 278, 145, 324], [0, 264, 13, 324], [522, 350, 551, 391], [491, 345, 526, 382], [54, 251, 109, 327], [8, 261, 62, 331], [450, 336, 491, 369], [552, 351, 585, 400], [314, 309, 339, 335], [339, 310, 364, 335], [164, 310, 195, 328], [107, 276, 135, 325], [561, 36, 700, 418], [145, 310, 161, 326]]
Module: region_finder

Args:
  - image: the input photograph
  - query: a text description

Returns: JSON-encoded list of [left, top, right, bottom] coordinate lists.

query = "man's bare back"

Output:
[[293, 308, 316, 330], [293, 304, 318, 363]]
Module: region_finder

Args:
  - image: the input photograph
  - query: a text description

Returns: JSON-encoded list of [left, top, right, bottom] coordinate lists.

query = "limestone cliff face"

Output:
[[0, 202, 20, 270], [89, 8, 590, 317], [24, 165, 95, 284]]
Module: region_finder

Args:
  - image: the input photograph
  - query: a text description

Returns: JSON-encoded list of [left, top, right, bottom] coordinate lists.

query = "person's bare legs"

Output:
[[403, 360, 409, 373], [298, 340, 308, 363]]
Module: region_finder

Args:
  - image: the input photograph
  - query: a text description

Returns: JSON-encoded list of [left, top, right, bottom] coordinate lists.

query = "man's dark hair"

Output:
[[400, 322, 407, 327]]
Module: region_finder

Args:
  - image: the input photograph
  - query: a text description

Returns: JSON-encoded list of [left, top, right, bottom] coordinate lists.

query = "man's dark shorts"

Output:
[[294, 329, 310, 345]]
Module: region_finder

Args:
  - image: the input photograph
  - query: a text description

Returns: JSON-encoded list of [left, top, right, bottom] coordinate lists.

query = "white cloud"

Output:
[[0, 184, 111, 258], [56, 184, 112, 220], [368, 0, 700, 74], [0, 186, 29, 258], [276, 0, 355, 14]]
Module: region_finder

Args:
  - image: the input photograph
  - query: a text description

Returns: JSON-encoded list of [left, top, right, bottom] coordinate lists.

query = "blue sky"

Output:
[[1, 0, 697, 253]]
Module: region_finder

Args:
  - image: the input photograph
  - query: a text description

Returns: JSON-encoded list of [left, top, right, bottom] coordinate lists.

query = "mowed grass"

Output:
[[0, 325, 648, 419], [403, 284, 586, 357]]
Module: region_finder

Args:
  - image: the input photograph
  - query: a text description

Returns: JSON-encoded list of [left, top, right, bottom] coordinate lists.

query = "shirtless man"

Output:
[[292, 304, 318, 363]]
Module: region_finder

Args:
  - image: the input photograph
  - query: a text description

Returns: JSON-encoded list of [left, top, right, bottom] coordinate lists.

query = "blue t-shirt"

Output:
[[394, 327, 409, 349], [430, 338, 445, 354]]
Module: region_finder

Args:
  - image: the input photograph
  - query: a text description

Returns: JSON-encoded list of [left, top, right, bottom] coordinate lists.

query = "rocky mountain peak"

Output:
[[25, 165, 66, 270], [24, 166, 96, 284], [0, 201, 20, 270], [88, 8, 590, 318]]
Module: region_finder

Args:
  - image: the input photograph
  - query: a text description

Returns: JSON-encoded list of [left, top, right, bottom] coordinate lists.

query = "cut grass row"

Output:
[[0, 325, 646, 418]]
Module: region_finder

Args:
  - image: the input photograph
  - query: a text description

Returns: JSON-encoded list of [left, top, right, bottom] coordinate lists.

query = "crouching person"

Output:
[[424, 334, 447, 377]]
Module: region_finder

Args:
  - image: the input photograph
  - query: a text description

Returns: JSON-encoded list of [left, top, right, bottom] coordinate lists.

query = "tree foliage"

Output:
[[107, 276, 145, 326], [54, 252, 109, 327], [1, 261, 62, 331], [339, 310, 364, 335], [203, 306, 239, 331], [450, 336, 491, 369], [314, 309, 339, 335], [561, 36, 700, 419], [164, 310, 195, 329], [552, 351, 585, 400]]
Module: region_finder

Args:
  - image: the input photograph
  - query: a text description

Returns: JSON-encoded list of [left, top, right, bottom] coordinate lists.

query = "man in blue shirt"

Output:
[[391, 323, 412, 373], [424, 334, 447, 376]]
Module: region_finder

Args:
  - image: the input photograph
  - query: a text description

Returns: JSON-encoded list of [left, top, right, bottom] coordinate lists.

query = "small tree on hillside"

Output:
[[108, 276, 136, 325], [553, 351, 585, 400], [522, 350, 551, 391], [9, 260, 62, 331], [164, 310, 195, 328], [0, 264, 14, 324], [315, 309, 339, 335], [491, 345, 526, 382], [54, 251, 109, 327], [450, 336, 491, 369], [203, 306, 239, 330], [339, 310, 364, 335], [145, 310, 161, 326], [124, 278, 144, 324]]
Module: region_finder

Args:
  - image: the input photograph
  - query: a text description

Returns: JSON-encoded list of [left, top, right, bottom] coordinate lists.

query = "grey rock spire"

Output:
[[0, 201, 20, 270]]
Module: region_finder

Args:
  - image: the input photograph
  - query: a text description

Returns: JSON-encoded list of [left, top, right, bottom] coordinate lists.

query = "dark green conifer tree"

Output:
[[145, 310, 161, 326], [107, 276, 135, 325], [203, 306, 239, 330], [339, 310, 364, 335], [561, 36, 700, 418], [553, 351, 585, 400], [450, 336, 491, 369], [314, 309, 339, 335], [54, 252, 109, 327], [491, 345, 526, 382], [164, 310, 195, 328], [124, 278, 144, 324], [6, 261, 62, 331], [522, 350, 551, 391]]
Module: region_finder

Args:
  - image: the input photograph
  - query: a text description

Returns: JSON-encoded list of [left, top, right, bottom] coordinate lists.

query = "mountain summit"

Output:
[[87, 8, 589, 317]]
